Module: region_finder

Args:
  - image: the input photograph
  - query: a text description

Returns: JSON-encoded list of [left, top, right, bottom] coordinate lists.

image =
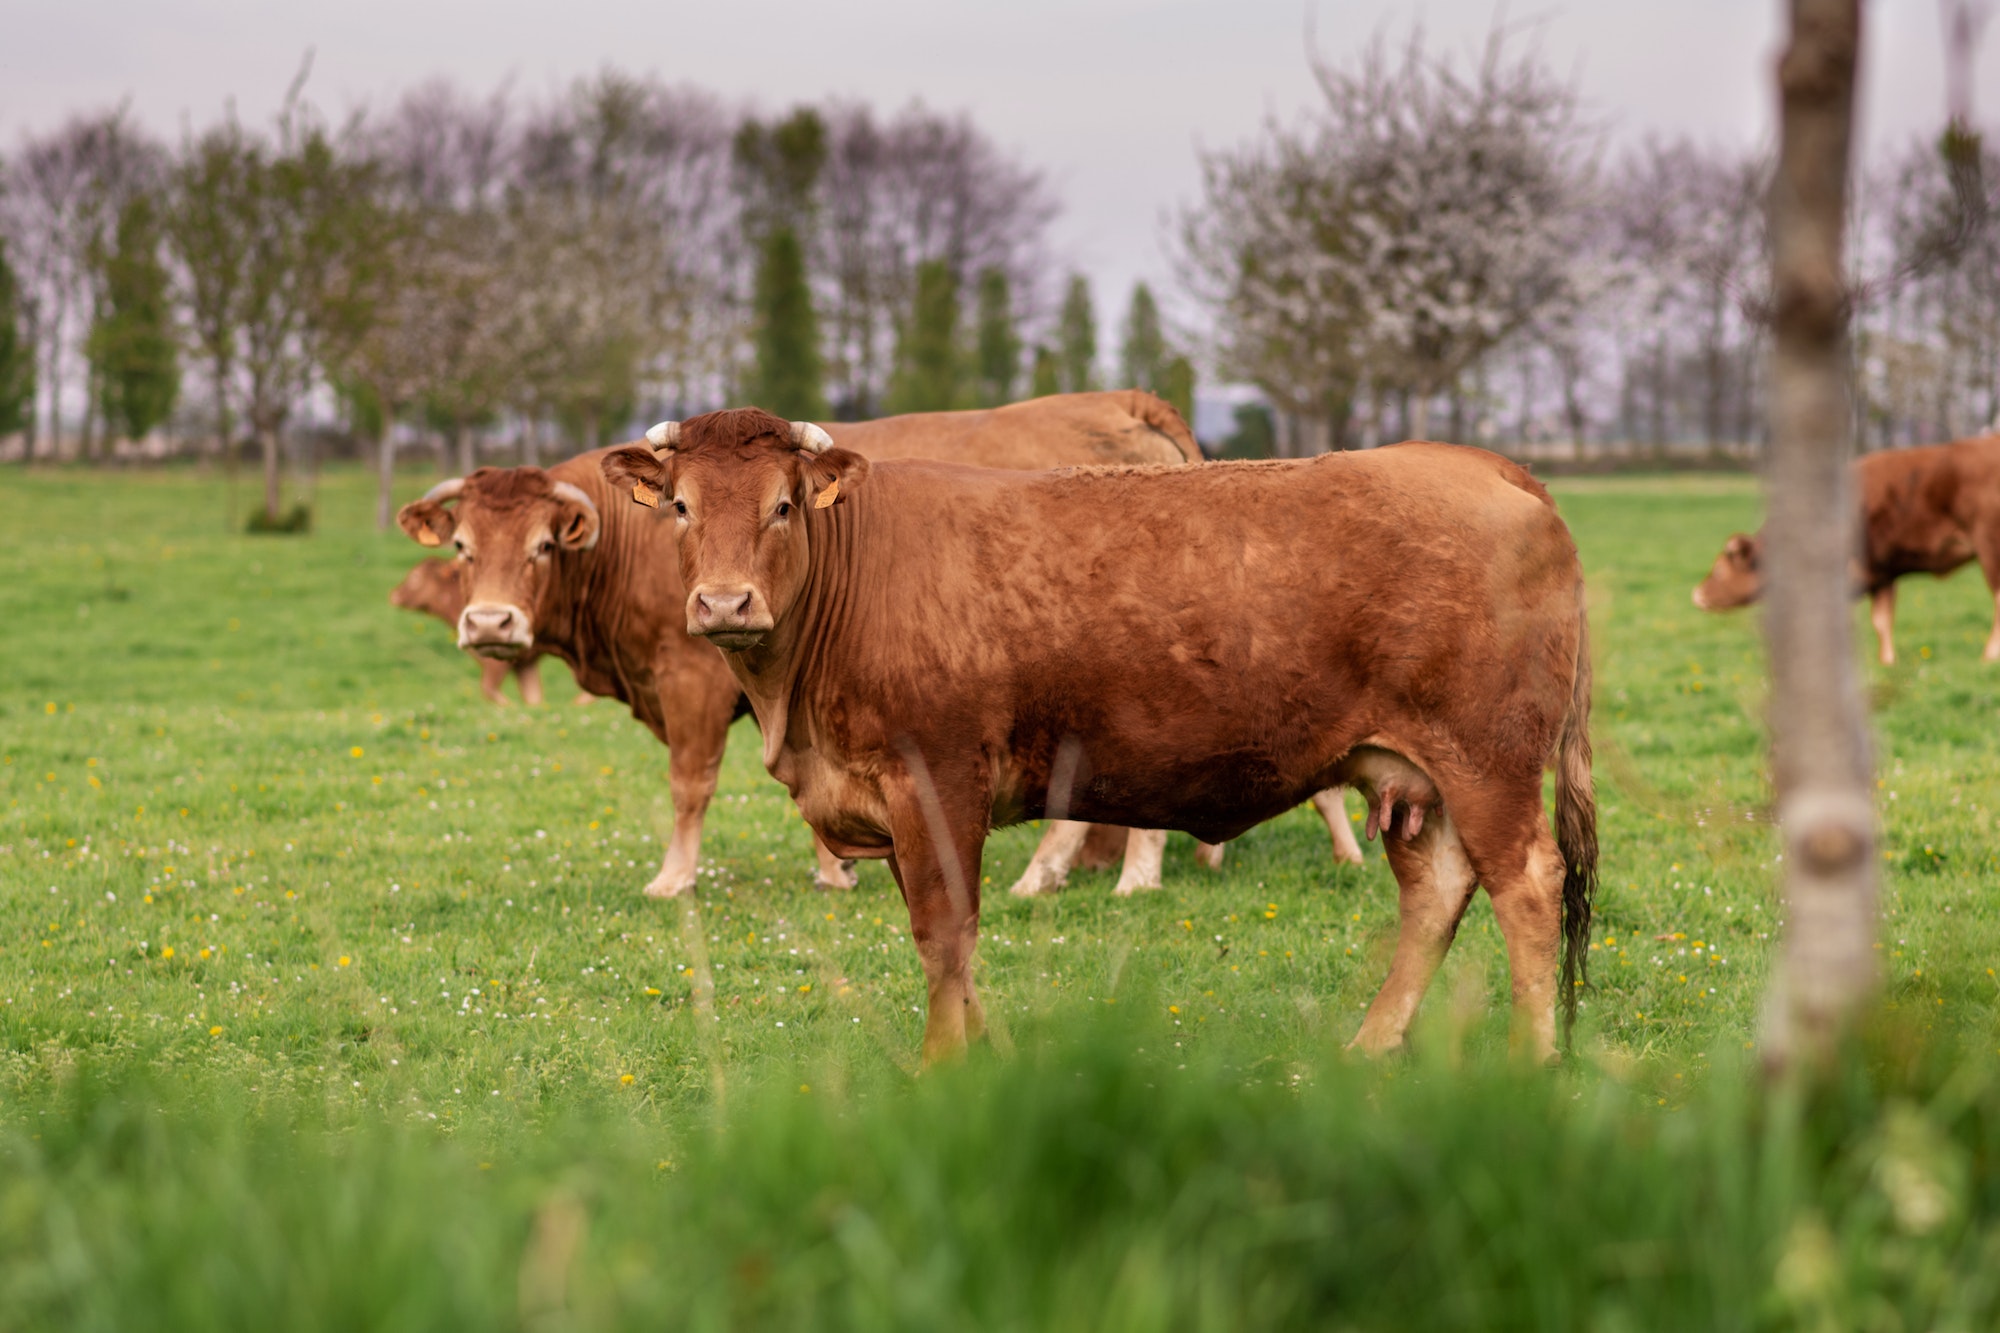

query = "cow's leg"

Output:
[[1009, 820, 1089, 897], [1194, 840, 1226, 871], [1077, 823, 1128, 870], [1451, 791, 1567, 1064], [1111, 828, 1168, 895], [644, 673, 739, 900], [1311, 787, 1365, 865], [1870, 584, 1897, 665], [812, 835, 859, 891], [1974, 540, 2000, 662], [512, 658, 545, 707], [886, 793, 988, 1064], [478, 659, 511, 706], [1348, 808, 1477, 1056]]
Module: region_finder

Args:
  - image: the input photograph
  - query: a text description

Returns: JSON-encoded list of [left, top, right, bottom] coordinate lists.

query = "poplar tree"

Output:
[[87, 193, 180, 442], [0, 236, 32, 440], [749, 227, 826, 419], [738, 109, 828, 420], [1119, 281, 1166, 390], [1029, 344, 1060, 398], [886, 259, 962, 412], [973, 267, 1020, 405], [1057, 274, 1097, 392]]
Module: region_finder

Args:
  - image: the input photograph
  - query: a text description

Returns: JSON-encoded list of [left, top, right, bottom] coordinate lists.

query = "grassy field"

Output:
[[4, 462, 2000, 1328]]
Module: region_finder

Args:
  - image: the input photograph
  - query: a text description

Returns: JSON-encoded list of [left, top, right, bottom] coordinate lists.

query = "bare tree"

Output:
[[1759, 0, 1879, 1073], [2, 109, 159, 459], [1180, 22, 1592, 453], [816, 102, 1056, 418]]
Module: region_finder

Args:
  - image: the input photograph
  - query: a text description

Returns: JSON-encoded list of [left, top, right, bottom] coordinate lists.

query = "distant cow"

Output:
[[390, 559, 548, 706], [1694, 434, 2000, 664], [602, 409, 1596, 1063], [397, 392, 1240, 899]]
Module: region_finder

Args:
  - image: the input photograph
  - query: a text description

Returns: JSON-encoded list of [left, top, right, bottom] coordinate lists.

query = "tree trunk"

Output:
[[1760, 0, 1878, 1075], [376, 429, 396, 532], [455, 422, 475, 476], [520, 415, 539, 468], [260, 423, 282, 522], [1409, 391, 1431, 441]]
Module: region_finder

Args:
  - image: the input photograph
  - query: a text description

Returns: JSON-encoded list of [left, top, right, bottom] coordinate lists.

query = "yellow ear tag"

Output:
[[416, 529, 442, 547], [814, 478, 840, 509], [632, 482, 660, 509]]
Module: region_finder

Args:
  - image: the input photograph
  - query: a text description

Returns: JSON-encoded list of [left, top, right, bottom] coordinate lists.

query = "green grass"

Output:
[[4, 462, 2000, 1328]]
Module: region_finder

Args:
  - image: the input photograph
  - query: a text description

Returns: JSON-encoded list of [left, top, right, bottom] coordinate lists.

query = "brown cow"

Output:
[[397, 392, 1233, 898], [390, 558, 548, 706], [601, 410, 1597, 1063], [1693, 434, 2000, 665]]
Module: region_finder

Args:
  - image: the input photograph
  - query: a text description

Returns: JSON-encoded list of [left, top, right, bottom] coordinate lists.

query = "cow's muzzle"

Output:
[[687, 585, 773, 651], [458, 602, 533, 658]]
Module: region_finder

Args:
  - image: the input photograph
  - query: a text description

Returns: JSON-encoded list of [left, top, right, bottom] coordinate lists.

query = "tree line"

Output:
[[1180, 23, 1996, 459], [0, 72, 1194, 525]]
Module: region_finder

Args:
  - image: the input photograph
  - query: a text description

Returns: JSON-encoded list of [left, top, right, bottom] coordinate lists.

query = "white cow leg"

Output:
[[1985, 587, 2000, 663], [1871, 585, 1897, 666], [1311, 787, 1365, 865], [812, 834, 859, 890], [1111, 828, 1168, 896], [1194, 841, 1226, 871], [1009, 820, 1090, 897], [645, 804, 707, 899]]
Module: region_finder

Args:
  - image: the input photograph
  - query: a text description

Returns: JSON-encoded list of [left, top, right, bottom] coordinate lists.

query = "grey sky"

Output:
[[2, 0, 1991, 343]]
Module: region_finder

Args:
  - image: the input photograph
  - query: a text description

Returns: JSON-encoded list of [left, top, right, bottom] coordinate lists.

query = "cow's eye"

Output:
[[535, 539, 554, 557], [672, 499, 688, 518], [774, 500, 792, 520]]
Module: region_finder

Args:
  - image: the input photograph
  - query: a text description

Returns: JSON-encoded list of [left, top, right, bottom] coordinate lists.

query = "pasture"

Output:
[[5, 462, 2000, 1328]]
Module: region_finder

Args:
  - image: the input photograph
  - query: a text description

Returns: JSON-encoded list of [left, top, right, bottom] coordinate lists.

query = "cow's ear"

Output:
[[602, 445, 669, 510], [398, 498, 456, 548], [801, 447, 870, 509]]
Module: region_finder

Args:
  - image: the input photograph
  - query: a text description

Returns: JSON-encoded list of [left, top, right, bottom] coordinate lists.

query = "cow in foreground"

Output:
[[602, 409, 1597, 1063], [1694, 433, 2000, 664], [397, 392, 1242, 898]]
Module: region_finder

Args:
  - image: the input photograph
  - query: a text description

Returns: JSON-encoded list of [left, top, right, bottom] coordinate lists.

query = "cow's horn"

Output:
[[646, 420, 681, 449], [420, 477, 465, 504], [550, 481, 597, 515], [789, 421, 834, 454]]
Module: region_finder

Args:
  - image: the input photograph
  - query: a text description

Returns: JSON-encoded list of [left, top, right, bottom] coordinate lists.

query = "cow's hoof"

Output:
[[642, 875, 696, 900], [1332, 847, 1365, 867], [1008, 871, 1065, 898], [814, 861, 859, 891], [1111, 879, 1162, 897]]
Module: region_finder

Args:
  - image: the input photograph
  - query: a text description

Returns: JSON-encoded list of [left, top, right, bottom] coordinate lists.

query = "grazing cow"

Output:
[[390, 558, 548, 706], [1693, 434, 2000, 664], [397, 392, 1229, 899], [601, 409, 1596, 1063]]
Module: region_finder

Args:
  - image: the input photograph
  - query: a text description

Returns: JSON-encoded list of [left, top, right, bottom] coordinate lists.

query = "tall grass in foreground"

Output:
[[5, 1012, 1999, 1331]]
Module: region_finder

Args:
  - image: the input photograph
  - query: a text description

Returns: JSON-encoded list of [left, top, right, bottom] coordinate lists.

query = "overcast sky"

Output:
[[3, 0, 1992, 344]]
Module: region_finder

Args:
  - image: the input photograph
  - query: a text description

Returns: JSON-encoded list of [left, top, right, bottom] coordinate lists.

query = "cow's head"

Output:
[[388, 558, 467, 624], [600, 408, 868, 652], [1692, 533, 1763, 610], [395, 468, 601, 659]]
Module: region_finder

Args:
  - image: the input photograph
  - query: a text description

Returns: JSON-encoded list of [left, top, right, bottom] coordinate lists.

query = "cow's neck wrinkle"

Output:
[[543, 457, 655, 708], [735, 490, 868, 777]]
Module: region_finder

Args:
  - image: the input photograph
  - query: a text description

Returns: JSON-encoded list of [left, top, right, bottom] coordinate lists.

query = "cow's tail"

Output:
[[1555, 587, 1598, 1047], [1126, 389, 1202, 462]]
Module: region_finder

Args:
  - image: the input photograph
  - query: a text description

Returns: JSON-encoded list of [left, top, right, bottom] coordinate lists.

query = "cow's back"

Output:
[[1857, 440, 1990, 581], [822, 390, 1198, 470]]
